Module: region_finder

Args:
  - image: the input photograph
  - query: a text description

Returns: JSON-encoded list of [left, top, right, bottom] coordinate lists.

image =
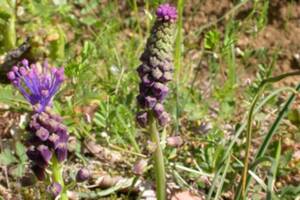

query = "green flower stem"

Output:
[[148, 114, 166, 200], [51, 156, 68, 200], [4, 15, 16, 50]]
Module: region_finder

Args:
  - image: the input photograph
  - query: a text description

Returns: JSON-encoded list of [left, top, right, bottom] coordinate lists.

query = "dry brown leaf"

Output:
[[171, 191, 204, 200]]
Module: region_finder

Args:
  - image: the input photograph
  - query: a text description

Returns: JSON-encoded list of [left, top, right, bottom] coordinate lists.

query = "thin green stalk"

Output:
[[174, 0, 184, 134], [3, 15, 16, 50], [148, 114, 166, 200], [1, 0, 16, 51], [241, 85, 265, 199], [51, 156, 68, 200], [267, 140, 281, 200], [213, 153, 231, 200], [132, 0, 141, 36]]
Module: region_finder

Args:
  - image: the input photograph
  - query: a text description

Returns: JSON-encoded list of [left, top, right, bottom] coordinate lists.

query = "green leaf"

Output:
[[0, 149, 17, 165], [80, 16, 98, 26], [15, 142, 27, 163], [10, 164, 25, 177], [204, 30, 220, 50]]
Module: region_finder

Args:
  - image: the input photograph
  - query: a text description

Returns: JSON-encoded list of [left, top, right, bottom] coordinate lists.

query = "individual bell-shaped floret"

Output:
[[76, 168, 90, 183], [48, 182, 62, 198]]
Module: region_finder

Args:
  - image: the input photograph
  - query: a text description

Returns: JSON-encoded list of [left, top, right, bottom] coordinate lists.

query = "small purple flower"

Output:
[[35, 127, 49, 141], [156, 3, 178, 22], [137, 64, 151, 78], [27, 146, 49, 168], [153, 103, 164, 117], [55, 143, 67, 162], [158, 112, 170, 126], [152, 82, 169, 101], [141, 74, 153, 86], [133, 159, 148, 176], [47, 134, 60, 149], [136, 112, 148, 127], [7, 59, 64, 113], [166, 136, 183, 147], [76, 168, 90, 182], [37, 144, 52, 164], [145, 96, 157, 108], [151, 67, 163, 80], [56, 128, 69, 143], [48, 182, 62, 197]]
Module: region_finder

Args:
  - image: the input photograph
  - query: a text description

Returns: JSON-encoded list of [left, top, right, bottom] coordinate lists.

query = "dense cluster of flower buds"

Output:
[[136, 4, 177, 127], [26, 110, 68, 180], [7, 59, 68, 196]]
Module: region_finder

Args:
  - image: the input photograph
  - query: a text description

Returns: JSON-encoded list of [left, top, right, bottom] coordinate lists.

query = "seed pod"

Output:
[[48, 182, 62, 198], [76, 168, 90, 182]]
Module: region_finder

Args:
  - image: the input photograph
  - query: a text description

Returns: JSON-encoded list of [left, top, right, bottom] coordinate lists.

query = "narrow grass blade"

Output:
[[267, 140, 281, 200], [213, 153, 231, 200]]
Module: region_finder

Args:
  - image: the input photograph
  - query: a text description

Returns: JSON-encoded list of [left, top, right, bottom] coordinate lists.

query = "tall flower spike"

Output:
[[7, 59, 64, 112], [136, 3, 177, 127]]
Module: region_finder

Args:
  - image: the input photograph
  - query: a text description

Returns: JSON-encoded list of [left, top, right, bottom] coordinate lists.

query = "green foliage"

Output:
[[0, 142, 27, 178], [0, 0, 16, 51], [204, 29, 221, 50]]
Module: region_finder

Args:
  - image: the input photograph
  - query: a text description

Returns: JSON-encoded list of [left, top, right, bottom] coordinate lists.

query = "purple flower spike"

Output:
[[76, 168, 90, 182], [7, 59, 64, 113], [156, 4, 178, 22], [36, 127, 49, 141], [136, 4, 176, 127], [48, 182, 62, 198], [55, 143, 67, 162]]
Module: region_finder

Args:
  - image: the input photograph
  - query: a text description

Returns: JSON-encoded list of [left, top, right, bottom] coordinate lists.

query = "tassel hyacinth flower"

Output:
[[7, 59, 69, 200], [136, 4, 177, 127], [7, 59, 64, 113], [136, 4, 177, 200]]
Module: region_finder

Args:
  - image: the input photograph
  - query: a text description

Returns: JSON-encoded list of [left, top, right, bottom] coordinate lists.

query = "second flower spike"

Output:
[[136, 4, 177, 127]]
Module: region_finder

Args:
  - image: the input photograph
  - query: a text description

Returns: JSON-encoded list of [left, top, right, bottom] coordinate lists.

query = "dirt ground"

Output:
[[183, 0, 300, 85]]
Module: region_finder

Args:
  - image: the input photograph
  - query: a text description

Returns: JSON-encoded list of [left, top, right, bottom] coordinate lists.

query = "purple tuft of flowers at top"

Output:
[[7, 59, 64, 113], [156, 3, 178, 22], [136, 4, 177, 127]]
